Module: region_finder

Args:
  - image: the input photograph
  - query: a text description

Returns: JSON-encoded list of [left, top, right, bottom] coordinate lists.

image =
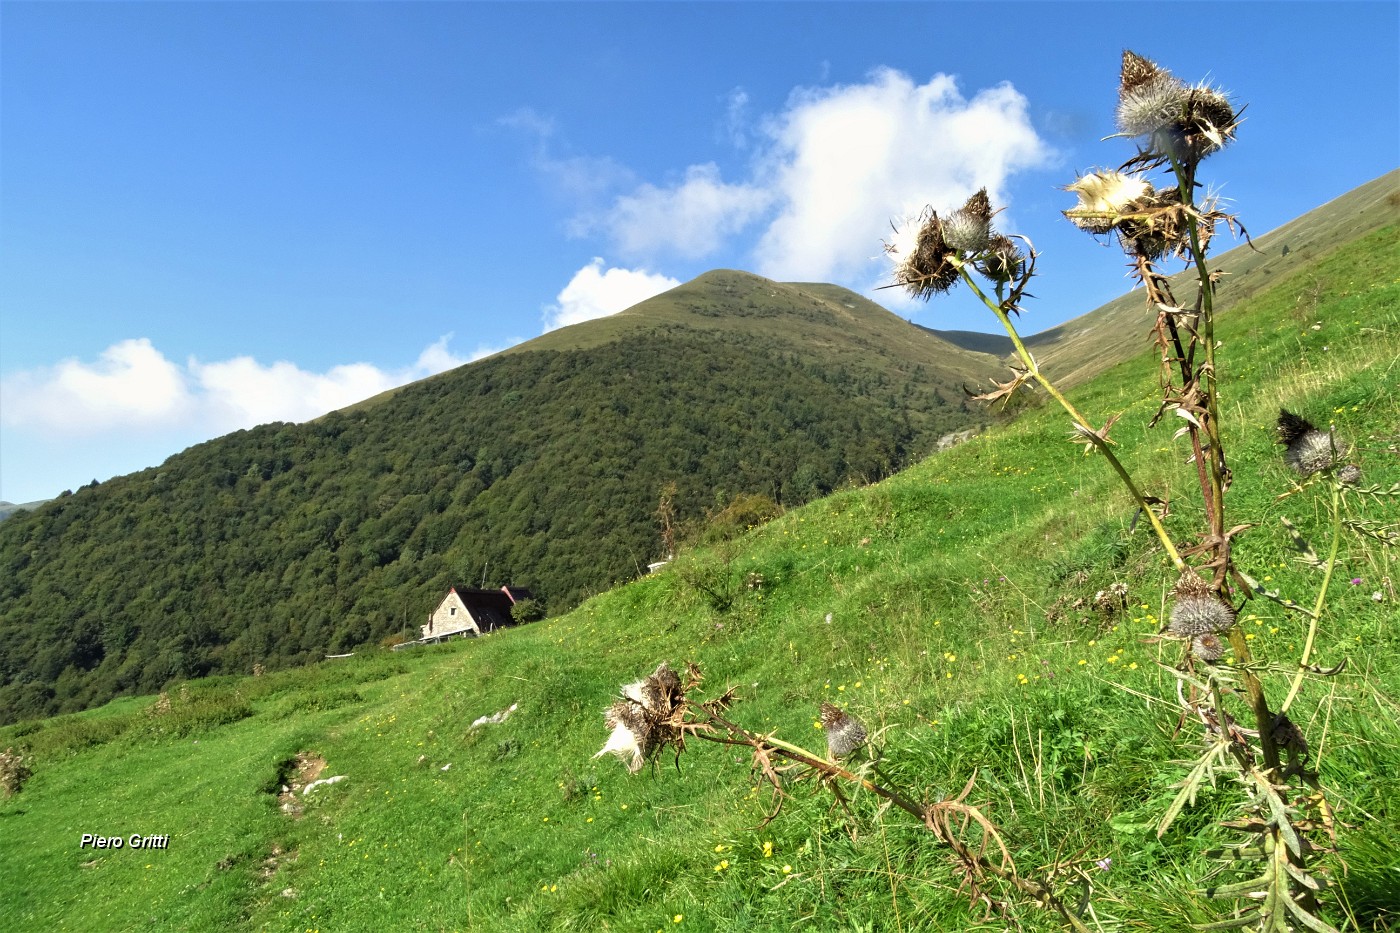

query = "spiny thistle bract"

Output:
[[1192, 632, 1226, 663], [819, 702, 868, 759], [975, 234, 1027, 282], [1117, 50, 1237, 163], [1278, 408, 1352, 476], [1167, 572, 1235, 636], [1169, 595, 1235, 636]]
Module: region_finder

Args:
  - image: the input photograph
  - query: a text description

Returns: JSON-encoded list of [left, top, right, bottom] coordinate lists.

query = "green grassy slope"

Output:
[[3, 225, 1395, 931], [0, 274, 1003, 725], [934, 168, 1400, 386]]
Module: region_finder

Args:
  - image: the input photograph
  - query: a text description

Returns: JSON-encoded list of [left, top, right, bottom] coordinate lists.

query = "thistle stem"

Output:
[[692, 718, 1094, 933], [1170, 158, 1230, 571], [1166, 158, 1280, 772], [1280, 476, 1343, 714], [960, 268, 1186, 572]]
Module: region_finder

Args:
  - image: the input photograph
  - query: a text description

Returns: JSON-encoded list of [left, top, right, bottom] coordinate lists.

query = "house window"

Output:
[[450, 607, 456, 616]]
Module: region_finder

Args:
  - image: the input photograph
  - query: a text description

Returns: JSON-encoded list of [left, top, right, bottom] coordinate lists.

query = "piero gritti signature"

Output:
[[79, 833, 170, 850]]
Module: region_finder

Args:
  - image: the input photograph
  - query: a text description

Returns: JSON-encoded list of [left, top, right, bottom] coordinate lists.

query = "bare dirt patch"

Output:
[[273, 751, 326, 819]]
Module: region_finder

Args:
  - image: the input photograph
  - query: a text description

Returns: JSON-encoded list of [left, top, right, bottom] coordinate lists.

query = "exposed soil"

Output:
[[273, 751, 326, 819]]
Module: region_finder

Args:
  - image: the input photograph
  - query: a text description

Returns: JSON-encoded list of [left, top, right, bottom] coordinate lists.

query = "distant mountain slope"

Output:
[[0, 273, 1005, 723], [0, 500, 50, 523], [931, 169, 1400, 384]]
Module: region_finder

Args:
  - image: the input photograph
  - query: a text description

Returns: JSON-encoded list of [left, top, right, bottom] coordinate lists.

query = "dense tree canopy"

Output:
[[0, 299, 993, 722]]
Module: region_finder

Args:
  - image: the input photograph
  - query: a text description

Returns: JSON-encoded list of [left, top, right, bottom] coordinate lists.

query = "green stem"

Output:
[[1280, 476, 1343, 714], [693, 722, 1094, 933], [961, 269, 1186, 572]]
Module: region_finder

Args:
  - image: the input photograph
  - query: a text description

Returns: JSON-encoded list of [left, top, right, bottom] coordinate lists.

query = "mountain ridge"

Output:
[[0, 274, 1005, 722]]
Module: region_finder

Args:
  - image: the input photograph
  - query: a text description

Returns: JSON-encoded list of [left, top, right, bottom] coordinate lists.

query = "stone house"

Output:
[[421, 585, 534, 641]]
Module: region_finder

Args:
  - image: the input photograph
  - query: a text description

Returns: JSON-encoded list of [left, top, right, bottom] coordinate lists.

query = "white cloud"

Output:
[[590, 164, 772, 260], [722, 87, 751, 148], [543, 259, 681, 331], [579, 68, 1049, 285], [500, 106, 635, 203], [0, 338, 194, 432], [0, 334, 495, 438], [190, 357, 397, 428], [752, 69, 1049, 283]]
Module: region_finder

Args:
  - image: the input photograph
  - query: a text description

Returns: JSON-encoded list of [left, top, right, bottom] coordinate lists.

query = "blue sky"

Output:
[[2, 2, 1397, 505]]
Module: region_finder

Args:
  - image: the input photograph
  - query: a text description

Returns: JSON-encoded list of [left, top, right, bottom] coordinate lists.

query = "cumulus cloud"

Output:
[[0, 334, 496, 438], [584, 164, 773, 260], [580, 68, 1049, 285], [753, 70, 1048, 283], [543, 259, 681, 331], [0, 339, 194, 432]]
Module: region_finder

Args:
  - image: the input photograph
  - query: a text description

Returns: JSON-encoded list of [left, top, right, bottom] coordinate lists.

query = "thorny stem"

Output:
[[1170, 158, 1230, 576], [691, 715, 1095, 933], [693, 727, 922, 820], [960, 267, 1187, 573], [1132, 253, 1220, 533], [1167, 156, 1281, 774], [1280, 475, 1344, 714]]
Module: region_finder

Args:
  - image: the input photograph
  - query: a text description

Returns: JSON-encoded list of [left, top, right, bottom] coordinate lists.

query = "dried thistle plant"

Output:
[[881, 49, 1378, 933], [0, 747, 31, 798], [593, 663, 1098, 931]]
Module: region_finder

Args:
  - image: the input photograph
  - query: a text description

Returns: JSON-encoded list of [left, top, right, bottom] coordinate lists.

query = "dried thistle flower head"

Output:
[[1192, 632, 1226, 662], [819, 702, 868, 759], [1271, 713, 1309, 760], [596, 701, 652, 773], [1278, 409, 1351, 476], [1276, 408, 1317, 447], [595, 662, 688, 773], [975, 234, 1026, 283], [942, 188, 994, 253], [1173, 570, 1213, 598], [0, 747, 32, 798], [1064, 170, 1153, 233], [886, 208, 960, 299], [1063, 172, 1210, 260], [1167, 573, 1234, 636], [1116, 51, 1237, 163]]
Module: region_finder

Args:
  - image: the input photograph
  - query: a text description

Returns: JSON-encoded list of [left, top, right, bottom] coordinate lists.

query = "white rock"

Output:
[[303, 775, 347, 796]]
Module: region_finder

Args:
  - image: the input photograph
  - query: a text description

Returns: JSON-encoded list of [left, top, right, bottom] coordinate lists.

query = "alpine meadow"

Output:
[[2, 50, 1399, 933]]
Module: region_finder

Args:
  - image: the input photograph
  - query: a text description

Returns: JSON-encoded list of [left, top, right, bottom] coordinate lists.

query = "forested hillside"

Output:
[[0, 274, 1003, 722]]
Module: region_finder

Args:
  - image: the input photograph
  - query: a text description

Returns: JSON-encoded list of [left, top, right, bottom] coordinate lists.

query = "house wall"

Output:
[[422, 590, 478, 639]]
